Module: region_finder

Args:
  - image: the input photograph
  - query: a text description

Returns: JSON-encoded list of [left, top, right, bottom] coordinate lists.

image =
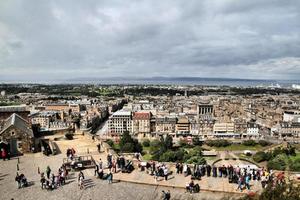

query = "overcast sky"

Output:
[[0, 0, 300, 81]]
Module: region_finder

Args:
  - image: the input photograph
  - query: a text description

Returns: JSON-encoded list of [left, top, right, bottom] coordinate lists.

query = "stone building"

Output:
[[108, 110, 132, 135], [133, 111, 151, 138], [0, 105, 30, 122], [175, 117, 190, 135], [0, 113, 34, 155], [155, 115, 177, 135], [30, 111, 58, 129]]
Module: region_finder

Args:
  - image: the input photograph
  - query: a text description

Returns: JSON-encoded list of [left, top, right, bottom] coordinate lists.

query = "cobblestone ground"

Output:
[[0, 135, 244, 200], [0, 155, 236, 200]]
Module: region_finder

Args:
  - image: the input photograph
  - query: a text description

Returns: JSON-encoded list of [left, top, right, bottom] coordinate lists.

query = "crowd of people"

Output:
[[138, 161, 172, 182], [138, 160, 280, 193], [40, 165, 68, 190]]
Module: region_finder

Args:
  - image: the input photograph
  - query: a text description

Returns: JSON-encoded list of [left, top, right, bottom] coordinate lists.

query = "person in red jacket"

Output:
[[1, 148, 7, 161]]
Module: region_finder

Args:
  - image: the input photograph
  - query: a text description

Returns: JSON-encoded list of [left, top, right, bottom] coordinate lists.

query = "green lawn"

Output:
[[142, 154, 152, 161]]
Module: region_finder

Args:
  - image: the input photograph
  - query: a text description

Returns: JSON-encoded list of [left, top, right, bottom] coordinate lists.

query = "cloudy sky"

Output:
[[0, 0, 300, 81]]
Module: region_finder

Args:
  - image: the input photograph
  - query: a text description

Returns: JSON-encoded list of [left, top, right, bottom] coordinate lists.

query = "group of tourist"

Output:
[[140, 160, 279, 192], [94, 158, 113, 183], [40, 165, 68, 190], [15, 172, 28, 188], [139, 161, 172, 182]]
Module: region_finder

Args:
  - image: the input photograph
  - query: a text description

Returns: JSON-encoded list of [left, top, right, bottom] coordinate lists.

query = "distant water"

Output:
[[66, 77, 300, 88], [1, 77, 300, 88]]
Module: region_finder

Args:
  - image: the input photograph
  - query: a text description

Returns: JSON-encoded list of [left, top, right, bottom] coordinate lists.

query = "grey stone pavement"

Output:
[[0, 155, 237, 200], [0, 135, 246, 200]]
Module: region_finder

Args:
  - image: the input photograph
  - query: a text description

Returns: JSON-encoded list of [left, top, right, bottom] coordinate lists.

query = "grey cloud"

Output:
[[0, 0, 299, 81]]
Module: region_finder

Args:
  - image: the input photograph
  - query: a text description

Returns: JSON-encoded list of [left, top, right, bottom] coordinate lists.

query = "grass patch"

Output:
[[142, 154, 152, 161]]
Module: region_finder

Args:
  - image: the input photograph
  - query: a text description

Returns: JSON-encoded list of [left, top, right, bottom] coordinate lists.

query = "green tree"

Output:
[[164, 134, 173, 150], [119, 131, 143, 153], [192, 137, 203, 146], [267, 154, 287, 170], [186, 156, 206, 165], [290, 157, 300, 171], [142, 139, 150, 147]]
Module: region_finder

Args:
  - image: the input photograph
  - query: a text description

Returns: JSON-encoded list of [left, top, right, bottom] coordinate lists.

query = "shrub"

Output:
[[159, 150, 185, 162], [192, 137, 203, 146], [267, 154, 287, 170], [179, 139, 189, 147], [243, 140, 257, 146], [290, 157, 300, 171], [121, 143, 135, 152], [206, 140, 231, 147], [106, 139, 114, 147], [65, 133, 73, 140], [253, 151, 270, 163], [186, 156, 206, 165], [258, 140, 271, 147], [142, 139, 150, 147]]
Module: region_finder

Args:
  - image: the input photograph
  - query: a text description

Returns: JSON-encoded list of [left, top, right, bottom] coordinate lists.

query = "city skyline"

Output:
[[0, 0, 300, 81]]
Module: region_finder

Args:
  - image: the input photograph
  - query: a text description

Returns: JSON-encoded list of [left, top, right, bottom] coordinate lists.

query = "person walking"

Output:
[[237, 176, 243, 191], [245, 175, 250, 190], [94, 163, 99, 176]]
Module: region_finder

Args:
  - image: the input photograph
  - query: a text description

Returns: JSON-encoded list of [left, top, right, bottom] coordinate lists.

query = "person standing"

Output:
[[99, 159, 103, 169], [164, 167, 168, 181], [108, 171, 113, 184], [78, 171, 85, 190], [97, 143, 101, 153], [46, 166, 51, 179], [15, 173, 21, 188], [1, 148, 7, 161]]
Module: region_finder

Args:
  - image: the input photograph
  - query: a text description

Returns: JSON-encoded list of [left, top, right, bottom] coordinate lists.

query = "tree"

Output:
[[290, 157, 300, 171], [164, 134, 173, 150], [186, 156, 206, 165], [192, 137, 203, 146], [119, 131, 143, 153], [142, 139, 150, 147], [106, 139, 114, 147], [267, 154, 287, 170]]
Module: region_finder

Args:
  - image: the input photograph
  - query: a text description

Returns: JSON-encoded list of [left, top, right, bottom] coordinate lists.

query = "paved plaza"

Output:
[[0, 134, 256, 200]]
